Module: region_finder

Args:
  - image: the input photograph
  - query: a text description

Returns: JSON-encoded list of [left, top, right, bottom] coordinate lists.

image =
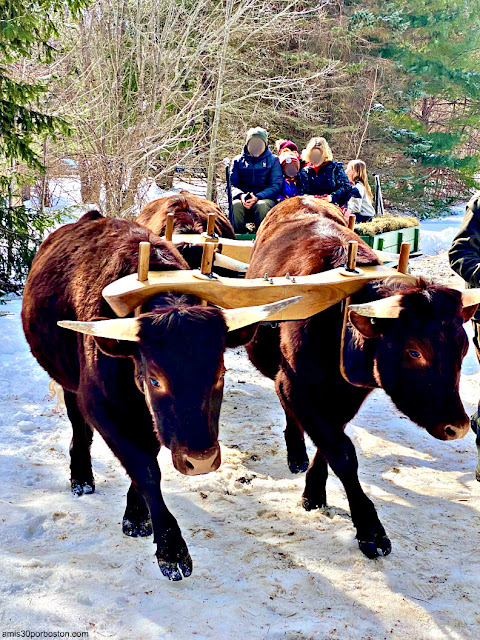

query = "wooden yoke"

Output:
[[104, 241, 415, 322], [348, 214, 356, 231], [171, 233, 254, 263]]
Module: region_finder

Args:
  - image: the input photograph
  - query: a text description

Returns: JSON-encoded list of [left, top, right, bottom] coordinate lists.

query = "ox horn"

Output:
[[223, 296, 302, 332], [57, 318, 140, 342], [213, 252, 248, 273], [348, 295, 404, 319]]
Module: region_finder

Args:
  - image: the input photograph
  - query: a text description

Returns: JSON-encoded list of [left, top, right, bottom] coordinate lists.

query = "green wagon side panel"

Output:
[[235, 233, 256, 240], [359, 226, 419, 252]]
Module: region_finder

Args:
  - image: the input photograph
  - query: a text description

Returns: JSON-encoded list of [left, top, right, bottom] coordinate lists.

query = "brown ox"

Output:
[[21, 211, 288, 580], [137, 191, 235, 239], [246, 196, 479, 559]]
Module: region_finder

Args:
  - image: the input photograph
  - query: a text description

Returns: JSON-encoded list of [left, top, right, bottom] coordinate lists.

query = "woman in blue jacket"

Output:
[[230, 127, 283, 233], [298, 137, 352, 207]]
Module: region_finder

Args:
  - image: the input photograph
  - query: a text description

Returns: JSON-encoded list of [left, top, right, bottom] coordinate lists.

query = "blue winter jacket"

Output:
[[298, 161, 352, 206], [230, 146, 283, 201]]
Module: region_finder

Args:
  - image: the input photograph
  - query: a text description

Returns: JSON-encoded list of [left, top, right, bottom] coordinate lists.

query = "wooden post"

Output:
[[348, 214, 356, 231], [201, 239, 216, 276], [347, 240, 358, 272], [206, 213, 216, 236], [137, 242, 150, 282], [340, 240, 360, 381], [135, 241, 150, 316], [200, 238, 217, 306], [165, 214, 175, 242], [398, 242, 411, 274]]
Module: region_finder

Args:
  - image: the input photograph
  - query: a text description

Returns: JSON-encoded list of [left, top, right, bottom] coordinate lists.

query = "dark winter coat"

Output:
[[449, 192, 480, 321], [297, 161, 352, 206], [230, 146, 283, 201]]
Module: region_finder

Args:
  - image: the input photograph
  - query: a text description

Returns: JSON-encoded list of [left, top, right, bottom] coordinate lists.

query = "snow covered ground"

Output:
[[419, 204, 466, 256], [1, 267, 480, 639]]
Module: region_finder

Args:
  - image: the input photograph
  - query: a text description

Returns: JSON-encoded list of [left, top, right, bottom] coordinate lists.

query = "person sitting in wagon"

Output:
[[276, 140, 303, 201], [297, 137, 351, 206], [230, 127, 283, 233], [344, 159, 375, 223]]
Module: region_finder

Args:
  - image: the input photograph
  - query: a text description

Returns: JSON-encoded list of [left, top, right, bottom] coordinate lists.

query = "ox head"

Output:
[[348, 279, 480, 441], [58, 296, 300, 475]]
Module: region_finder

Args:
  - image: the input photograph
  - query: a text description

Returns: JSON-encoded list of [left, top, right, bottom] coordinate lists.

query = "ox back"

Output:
[[245, 196, 473, 559], [136, 191, 236, 239]]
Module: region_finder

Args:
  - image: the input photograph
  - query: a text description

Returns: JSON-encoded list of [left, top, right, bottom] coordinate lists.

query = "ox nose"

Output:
[[173, 445, 221, 476], [432, 420, 470, 441], [442, 422, 470, 441]]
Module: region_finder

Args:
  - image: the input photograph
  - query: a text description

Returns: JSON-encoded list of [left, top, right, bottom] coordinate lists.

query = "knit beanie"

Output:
[[279, 149, 300, 170], [246, 127, 268, 145], [278, 140, 299, 154]]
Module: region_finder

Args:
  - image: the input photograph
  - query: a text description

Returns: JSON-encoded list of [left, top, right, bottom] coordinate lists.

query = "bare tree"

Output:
[[46, 0, 335, 216]]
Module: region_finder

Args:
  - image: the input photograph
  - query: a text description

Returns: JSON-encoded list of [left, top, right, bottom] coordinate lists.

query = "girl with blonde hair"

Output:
[[345, 159, 375, 222], [298, 137, 351, 206]]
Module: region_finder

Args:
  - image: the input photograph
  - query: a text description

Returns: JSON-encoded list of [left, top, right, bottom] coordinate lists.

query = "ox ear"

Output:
[[446, 286, 480, 323], [348, 295, 403, 338], [459, 288, 480, 323], [95, 336, 138, 358], [462, 304, 478, 323], [349, 311, 384, 339]]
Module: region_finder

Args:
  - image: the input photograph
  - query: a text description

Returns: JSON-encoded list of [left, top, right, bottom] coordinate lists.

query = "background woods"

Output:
[[2, 0, 480, 288]]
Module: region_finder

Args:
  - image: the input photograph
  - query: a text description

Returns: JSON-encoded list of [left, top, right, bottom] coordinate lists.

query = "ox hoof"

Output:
[[156, 531, 193, 581], [302, 494, 326, 511], [122, 516, 152, 538], [476, 470, 480, 482], [357, 529, 392, 559], [71, 479, 95, 496], [288, 455, 309, 474]]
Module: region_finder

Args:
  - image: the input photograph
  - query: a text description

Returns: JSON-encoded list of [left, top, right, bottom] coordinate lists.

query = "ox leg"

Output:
[[302, 450, 328, 510], [307, 427, 391, 559], [279, 371, 389, 558], [93, 418, 192, 581], [122, 483, 153, 537], [64, 390, 95, 496], [278, 377, 309, 473], [126, 460, 191, 580], [285, 416, 309, 474]]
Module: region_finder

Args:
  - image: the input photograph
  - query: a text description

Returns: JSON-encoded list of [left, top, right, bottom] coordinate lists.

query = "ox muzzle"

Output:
[[428, 419, 470, 441], [171, 443, 221, 476]]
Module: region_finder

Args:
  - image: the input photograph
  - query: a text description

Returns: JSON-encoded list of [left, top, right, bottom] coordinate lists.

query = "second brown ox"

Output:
[[246, 196, 480, 559]]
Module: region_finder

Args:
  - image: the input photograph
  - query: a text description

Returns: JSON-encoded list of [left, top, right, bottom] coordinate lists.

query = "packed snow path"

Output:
[[1, 296, 479, 640]]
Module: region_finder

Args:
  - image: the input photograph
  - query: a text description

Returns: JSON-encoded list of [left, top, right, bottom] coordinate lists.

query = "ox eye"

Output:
[[408, 350, 421, 359], [150, 379, 160, 387]]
